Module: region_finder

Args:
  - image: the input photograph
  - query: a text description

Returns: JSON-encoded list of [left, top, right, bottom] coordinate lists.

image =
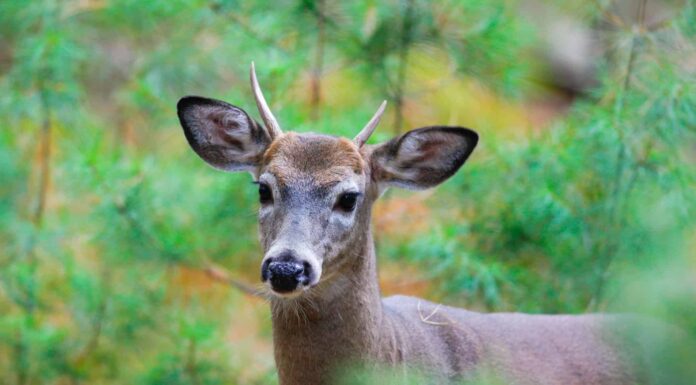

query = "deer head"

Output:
[[177, 64, 478, 298]]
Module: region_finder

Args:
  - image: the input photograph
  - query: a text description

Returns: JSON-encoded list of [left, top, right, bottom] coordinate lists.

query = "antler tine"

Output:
[[354, 100, 387, 147], [250, 62, 282, 139]]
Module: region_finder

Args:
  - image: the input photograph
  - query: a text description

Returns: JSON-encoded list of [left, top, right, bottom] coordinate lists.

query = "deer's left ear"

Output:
[[177, 96, 272, 173], [369, 126, 478, 190]]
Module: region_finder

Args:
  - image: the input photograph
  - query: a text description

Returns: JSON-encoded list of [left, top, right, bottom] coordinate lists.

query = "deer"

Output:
[[176, 64, 649, 385]]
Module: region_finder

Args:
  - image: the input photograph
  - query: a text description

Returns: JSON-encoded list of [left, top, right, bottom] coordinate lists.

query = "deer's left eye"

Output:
[[335, 192, 360, 212], [258, 183, 273, 204]]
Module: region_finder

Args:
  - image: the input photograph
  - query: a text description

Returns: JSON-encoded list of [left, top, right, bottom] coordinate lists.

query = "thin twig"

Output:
[[185, 338, 201, 385], [417, 301, 449, 326], [33, 83, 52, 228], [226, 12, 289, 55], [310, 0, 326, 121], [393, 0, 415, 134], [72, 271, 109, 365], [202, 262, 264, 298]]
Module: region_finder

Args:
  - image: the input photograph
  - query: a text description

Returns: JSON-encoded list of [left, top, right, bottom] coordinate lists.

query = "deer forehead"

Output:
[[262, 132, 366, 187]]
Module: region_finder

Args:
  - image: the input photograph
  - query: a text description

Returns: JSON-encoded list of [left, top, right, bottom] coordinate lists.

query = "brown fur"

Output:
[[263, 133, 365, 187], [270, 228, 641, 385]]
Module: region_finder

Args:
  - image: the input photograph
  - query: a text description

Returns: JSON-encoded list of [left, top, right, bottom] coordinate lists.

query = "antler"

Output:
[[250, 62, 283, 139], [354, 100, 387, 147]]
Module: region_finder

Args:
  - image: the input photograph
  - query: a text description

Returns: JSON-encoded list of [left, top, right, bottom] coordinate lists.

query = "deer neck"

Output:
[[270, 227, 384, 384]]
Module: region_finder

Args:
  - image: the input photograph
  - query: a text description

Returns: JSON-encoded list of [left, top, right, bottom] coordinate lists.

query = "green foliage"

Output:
[[1, 0, 694, 383], [385, 2, 696, 317]]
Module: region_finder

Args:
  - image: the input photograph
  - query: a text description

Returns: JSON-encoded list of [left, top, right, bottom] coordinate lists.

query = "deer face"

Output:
[[255, 133, 370, 295], [177, 65, 477, 297]]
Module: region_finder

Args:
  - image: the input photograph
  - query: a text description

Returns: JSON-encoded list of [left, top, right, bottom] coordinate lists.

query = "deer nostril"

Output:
[[298, 261, 312, 285], [261, 259, 272, 282]]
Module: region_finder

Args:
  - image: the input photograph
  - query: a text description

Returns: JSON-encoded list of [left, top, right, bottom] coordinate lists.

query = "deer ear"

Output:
[[369, 126, 478, 190], [177, 96, 272, 172]]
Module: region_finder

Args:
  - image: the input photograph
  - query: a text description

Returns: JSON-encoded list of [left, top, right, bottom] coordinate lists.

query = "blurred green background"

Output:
[[1, 0, 695, 384]]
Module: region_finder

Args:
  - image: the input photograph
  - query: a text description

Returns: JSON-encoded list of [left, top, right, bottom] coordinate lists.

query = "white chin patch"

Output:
[[268, 284, 306, 299]]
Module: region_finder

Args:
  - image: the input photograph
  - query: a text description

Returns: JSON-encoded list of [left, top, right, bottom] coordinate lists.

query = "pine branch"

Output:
[[587, 0, 649, 311], [112, 193, 264, 298], [14, 73, 55, 385]]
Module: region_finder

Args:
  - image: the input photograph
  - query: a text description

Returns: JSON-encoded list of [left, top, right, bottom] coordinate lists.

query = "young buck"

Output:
[[177, 64, 643, 385]]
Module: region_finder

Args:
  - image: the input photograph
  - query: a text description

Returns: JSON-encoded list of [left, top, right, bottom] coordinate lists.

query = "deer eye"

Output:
[[335, 192, 360, 212], [258, 183, 273, 204]]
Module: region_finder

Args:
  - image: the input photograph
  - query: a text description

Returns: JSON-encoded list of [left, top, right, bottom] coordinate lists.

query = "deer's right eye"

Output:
[[335, 192, 359, 212], [258, 183, 273, 204]]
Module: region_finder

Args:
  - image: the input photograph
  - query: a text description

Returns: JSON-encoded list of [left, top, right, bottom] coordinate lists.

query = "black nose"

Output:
[[262, 255, 311, 293]]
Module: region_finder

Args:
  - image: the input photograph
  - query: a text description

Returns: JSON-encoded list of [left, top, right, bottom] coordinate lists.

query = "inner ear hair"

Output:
[[177, 96, 273, 172], [369, 126, 478, 190]]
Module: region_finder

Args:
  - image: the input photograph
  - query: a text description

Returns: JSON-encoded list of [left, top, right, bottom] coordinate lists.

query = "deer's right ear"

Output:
[[177, 96, 272, 172]]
